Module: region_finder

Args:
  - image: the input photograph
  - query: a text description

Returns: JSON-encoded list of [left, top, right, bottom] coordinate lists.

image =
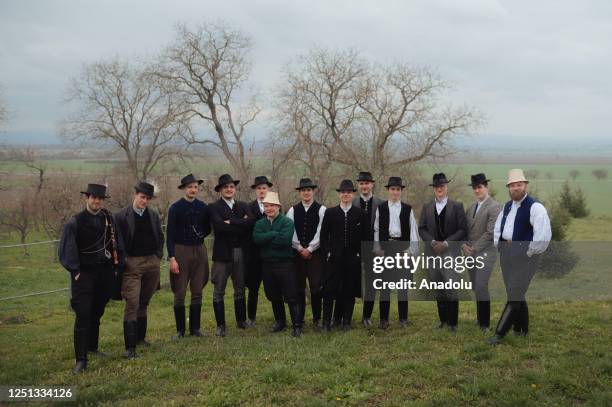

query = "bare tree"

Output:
[[156, 22, 260, 199], [61, 58, 190, 181], [0, 189, 37, 255], [0, 85, 9, 129], [11, 147, 47, 194], [279, 48, 481, 184], [569, 169, 580, 181], [39, 172, 83, 241], [592, 169, 608, 181]]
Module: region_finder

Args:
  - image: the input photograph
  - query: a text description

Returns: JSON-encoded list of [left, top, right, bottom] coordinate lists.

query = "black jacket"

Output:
[[209, 198, 255, 262], [320, 205, 370, 259], [418, 198, 467, 256], [114, 206, 164, 261]]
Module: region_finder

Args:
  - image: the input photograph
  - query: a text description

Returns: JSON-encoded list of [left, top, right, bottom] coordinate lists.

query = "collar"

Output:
[[477, 195, 489, 204], [388, 199, 401, 207], [360, 193, 372, 201], [301, 200, 313, 209], [340, 203, 352, 212], [513, 193, 528, 206], [133, 206, 145, 217], [223, 197, 235, 207], [86, 204, 101, 216], [435, 196, 448, 205]]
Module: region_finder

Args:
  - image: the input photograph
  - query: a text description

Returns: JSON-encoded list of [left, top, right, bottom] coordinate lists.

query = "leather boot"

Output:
[[398, 300, 409, 327], [289, 302, 302, 337], [73, 327, 88, 373], [247, 286, 259, 323], [488, 302, 519, 345], [137, 316, 151, 346], [213, 301, 226, 337], [362, 300, 374, 326], [235, 298, 247, 329], [311, 291, 322, 325], [448, 301, 459, 331], [333, 300, 343, 328], [172, 306, 185, 341], [322, 297, 333, 332], [514, 301, 529, 336], [379, 300, 390, 329], [123, 321, 137, 359], [436, 301, 447, 328], [342, 297, 355, 331], [88, 320, 107, 356], [477, 301, 490, 330], [189, 304, 203, 337], [271, 301, 287, 332]]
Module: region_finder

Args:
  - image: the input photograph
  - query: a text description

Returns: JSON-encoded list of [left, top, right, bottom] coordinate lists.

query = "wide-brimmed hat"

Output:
[[251, 175, 273, 189], [134, 181, 156, 198], [262, 191, 281, 206], [429, 173, 451, 187], [468, 173, 490, 187], [295, 178, 318, 190], [178, 174, 203, 190], [385, 176, 405, 189], [81, 183, 110, 199], [356, 171, 375, 182], [214, 174, 240, 192], [336, 179, 357, 192], [506, 169, 529, 186]]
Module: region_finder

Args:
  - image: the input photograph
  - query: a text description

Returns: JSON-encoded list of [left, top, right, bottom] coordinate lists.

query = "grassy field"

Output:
[[1, 216, 611, 406]]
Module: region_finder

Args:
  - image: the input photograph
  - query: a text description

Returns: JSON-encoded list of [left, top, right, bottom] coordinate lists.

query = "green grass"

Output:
[[1, 218, 612, 405]]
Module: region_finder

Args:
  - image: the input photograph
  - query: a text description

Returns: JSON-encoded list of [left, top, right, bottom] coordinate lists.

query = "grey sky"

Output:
[[0, 0, 610, 146]]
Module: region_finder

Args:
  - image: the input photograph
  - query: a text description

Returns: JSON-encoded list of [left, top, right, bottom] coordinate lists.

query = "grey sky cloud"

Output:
[[0, 0, 609, 145]]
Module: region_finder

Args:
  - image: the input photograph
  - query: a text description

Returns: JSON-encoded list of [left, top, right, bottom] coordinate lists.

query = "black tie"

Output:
[[473, 203, 479, 218]]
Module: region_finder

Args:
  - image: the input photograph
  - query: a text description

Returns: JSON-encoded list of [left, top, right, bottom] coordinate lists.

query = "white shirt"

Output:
[[473, 195, 489, 217], [374, 200, 420, 255], [257, 200, 264, 214], [340, 203, 352, 213], [494, 193, 552, 256], [133, 206, 145, 217], [435, 196, 448, 215], [285, 201, 327, 252], [222, 197, 235, 209]]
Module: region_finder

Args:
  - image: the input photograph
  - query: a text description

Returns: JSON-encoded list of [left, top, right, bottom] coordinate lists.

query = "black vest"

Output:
[[130, 209, 157, 256], [75, 209, 112, 266], [434, 206, 447, 241], [292, 201, 322, 248], [359, 197, 374, 221], [378, 201, 412, 241]]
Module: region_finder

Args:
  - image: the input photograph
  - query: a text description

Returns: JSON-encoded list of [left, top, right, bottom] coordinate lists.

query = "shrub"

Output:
[[557, 181, 590, 218]]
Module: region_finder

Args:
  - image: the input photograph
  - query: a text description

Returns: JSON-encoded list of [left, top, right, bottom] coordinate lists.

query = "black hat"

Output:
[[80, 183, 110, 199], [336, 179, 357, 192], [178, 174, 203, 190], [468, 173, 490, 187], [134, 181, 156, 198], [251, 175, 273, 189], [357, 171, 375, 182], [429, 173, 451, 187], [385, 176, 405, 189], [214, 174, 240, 192], [295, 178, 318, 190]]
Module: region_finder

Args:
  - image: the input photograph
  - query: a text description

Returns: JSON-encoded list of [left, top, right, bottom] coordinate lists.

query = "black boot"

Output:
[[137, 316, 151, 346], [213, 301, 226, 337], [379, 300, 390, 329], [73, 327, 88, 374], [514, 301, 529, 336], [362, 300, 374, 326], [123, 321, 137, 359], [322, 297, 333, 332], [189, 304, 203, 337], [172, 306, 185, 341], [436, 300, 447, 328], [398, 301, 409, 327], [311, 292, 322, 326], [271, 301, 287, 332], [247, 287, 259, 324], [235, 298, 247, 329], [88, 320, 107, 356], [333, 300, 343, 328], [477, 301, 490, 330], [488, 302, 519, 345], [289, 302, 302, 337], [447, 301, 459, 331], [342, 297, 355, 331]]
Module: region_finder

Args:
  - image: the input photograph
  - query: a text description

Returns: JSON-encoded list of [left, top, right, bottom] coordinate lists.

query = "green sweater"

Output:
[[252, 213, 294, 259]]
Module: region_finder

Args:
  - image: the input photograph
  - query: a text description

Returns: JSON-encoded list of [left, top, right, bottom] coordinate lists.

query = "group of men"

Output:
[[59, 168, 551, 373]]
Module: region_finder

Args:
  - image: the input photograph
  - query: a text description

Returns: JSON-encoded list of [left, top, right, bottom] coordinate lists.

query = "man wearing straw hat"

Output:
[[462, 173, 501, 331], [115, 182, 164, 359], [245, 175, 273, 327], [253, 191, 303, 337], [488, 169, 551, 345], [166, 174, 212, 340], [209, 174, 254, 337], [285, 178, 327, 329], [418, 173, 468, 332], [320, 179, 371, 331], [59, 183, 121, 373]]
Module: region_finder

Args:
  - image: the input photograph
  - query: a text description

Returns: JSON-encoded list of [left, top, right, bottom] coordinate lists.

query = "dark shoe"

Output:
[[399, 319, 408, 328], [72, 360, 87, 374], [362, 318, 372, 327], [124, 348, 137, 359], [236, 321, 247, 329], [172, 331, 184, 341], [247, 318, 256, 328], [190, 329, 204, 337], [379, 320, 389, 330], [448, 325, 457, 333], [313, 319, 323, 329], [437, 322, 447, 329], [271, 321, 287, 333], [323, 320, 332, 332], [88, 350, 108, 357], [173, 305, 186, 339], [189, 304, 203, 336], [215, 325, 226, 337], [123, 321, 138, 359], [487, 334, 503, 346], [292, 327, 302, 337], [342, 323, 352, 332], [137, 316, 149, 346]]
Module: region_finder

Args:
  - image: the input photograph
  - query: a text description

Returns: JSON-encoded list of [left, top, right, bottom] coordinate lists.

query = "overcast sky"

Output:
[[0, 0, 610, 147]]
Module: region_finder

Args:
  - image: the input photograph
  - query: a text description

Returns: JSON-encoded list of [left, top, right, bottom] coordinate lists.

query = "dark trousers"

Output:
[[295, 251, 323, 322], [263, 259, 301, 328], [70, 265, 113, 361], [379, 289, 409, 321], [246, 257, 263, 321]]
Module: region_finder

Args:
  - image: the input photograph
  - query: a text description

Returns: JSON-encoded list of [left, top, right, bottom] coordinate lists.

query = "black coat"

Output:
[[209, 198, 255, 262], [114, 206, 164, 262], [418, 198, 467, 256]]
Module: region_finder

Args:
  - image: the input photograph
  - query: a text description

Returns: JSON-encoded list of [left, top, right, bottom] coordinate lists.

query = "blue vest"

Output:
[[500, 194, 536, 241]]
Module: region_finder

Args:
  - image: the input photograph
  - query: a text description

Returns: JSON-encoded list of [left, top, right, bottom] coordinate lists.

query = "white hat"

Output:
[[262, 191, 281, 206], [506, 168, 529, 186]]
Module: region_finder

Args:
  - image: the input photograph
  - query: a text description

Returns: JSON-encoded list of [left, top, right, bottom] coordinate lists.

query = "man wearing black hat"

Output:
[[59, 184, 121, 373], [114, 182, 164, 358], [418, 173, 467, 332], [372, 177, 420, 329], [462, 174, 501, 331], [320, 179, 370, 331], [352, 171, 383, 327], [285, 178, 327, 328], [166, 174, 211, 340], [245, 175, 273, 326], [209, 174, 255, 337]]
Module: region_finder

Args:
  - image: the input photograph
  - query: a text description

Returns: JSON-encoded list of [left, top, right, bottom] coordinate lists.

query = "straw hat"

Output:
[[506, 169, 529, 186], [262, 191, 281, 206]]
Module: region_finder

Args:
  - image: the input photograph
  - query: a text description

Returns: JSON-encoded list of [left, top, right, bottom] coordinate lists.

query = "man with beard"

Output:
[[245, 175, 273, 327], [285, 178, 326, 328], [59, 183, 121, 373], [209, 174, 254, 337], [167, 174, 211, 340], [418, 173, 468, 332], [488, 169, 551, 345], [320, 179, 370, 331], [115, 182, 164, 358]]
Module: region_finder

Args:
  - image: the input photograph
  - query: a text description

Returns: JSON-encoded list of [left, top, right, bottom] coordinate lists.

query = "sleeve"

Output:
[[209, 204, 237, 234], [472, 202, 501, 254], [156, 210, 165, 258], [418, 204, 434, 242], [306, 205, 326, 253], [493, 209, 503, 247], [319, 209, 331, 257], [409, 209, 420, 256], [252, 219, 277, 245], [201, 204, 212, 238], [446, 202, 467, 242], [361, 210, 371, 243], [166, 204, 177, 258], [228, 204, 255, 232], [58, 217, 79, 275], [527, 203, 552, 256], [112, 212, 127, 269], [286, 207, 301, 251]]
